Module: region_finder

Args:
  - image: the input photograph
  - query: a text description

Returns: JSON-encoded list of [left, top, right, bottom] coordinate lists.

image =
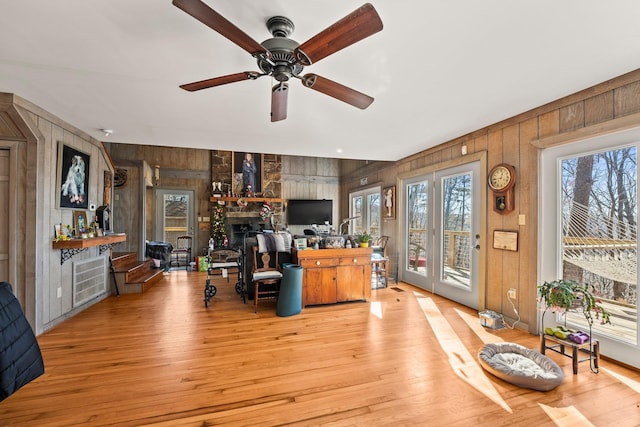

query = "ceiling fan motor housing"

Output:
[[258, 16, 303, 82]]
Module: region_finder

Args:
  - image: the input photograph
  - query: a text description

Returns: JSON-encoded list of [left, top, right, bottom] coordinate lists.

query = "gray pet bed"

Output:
[[478, 342, 564, 391]]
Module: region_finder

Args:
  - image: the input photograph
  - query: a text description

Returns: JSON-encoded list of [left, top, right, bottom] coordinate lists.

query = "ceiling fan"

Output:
[[172, 0, 383, 122]]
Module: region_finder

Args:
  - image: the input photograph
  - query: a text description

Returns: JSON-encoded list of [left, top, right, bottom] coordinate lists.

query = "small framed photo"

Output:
[[383, 185, 396, 220], [54, 223, 62, 239], [73, 210, 88, 237], [294, 238, 307, 251]]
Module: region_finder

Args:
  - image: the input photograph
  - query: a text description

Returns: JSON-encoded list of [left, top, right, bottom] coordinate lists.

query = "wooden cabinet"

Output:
[[296, 248, 372, 307]]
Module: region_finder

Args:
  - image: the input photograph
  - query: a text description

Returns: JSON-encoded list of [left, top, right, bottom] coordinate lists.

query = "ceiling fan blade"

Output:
[[294, 3, 383, 66], [173, 0, 268, 58], [271, 83, 289, 122], [179, 71, 260, 91], [301, 74, 374, 110]]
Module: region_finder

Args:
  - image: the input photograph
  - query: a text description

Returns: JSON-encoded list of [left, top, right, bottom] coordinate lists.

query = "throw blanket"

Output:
[[0, 282, 45, 401], [256, 232, 291, 253]]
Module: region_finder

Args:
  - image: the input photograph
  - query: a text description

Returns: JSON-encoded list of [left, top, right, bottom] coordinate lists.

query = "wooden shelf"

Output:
[[52, 233, 127, 249], [209, 197, 283, 203], [52, 233, 127, 265]]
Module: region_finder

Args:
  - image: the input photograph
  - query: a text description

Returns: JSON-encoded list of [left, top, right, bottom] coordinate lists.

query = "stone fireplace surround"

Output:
[[225, 211, 274, 249], [211, 150, 283, 249]]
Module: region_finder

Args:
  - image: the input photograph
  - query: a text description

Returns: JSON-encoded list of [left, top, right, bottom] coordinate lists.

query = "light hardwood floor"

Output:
[[1, 271, 639, 426]]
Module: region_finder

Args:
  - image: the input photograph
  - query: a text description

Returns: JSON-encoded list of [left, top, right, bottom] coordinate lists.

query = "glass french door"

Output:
[[155, 189, 195, 247], [433, 163, 480, 308], [402, 162, 481, 309], [403, 177, 431, 287]]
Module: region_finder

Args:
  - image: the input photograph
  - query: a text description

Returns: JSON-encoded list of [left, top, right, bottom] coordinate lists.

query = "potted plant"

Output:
[[355, 230, 372, 248], [538, 279, 611, 325]]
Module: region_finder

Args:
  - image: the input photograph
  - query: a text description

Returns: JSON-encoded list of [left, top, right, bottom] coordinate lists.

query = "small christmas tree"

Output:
[[211, 204, 226, 245]]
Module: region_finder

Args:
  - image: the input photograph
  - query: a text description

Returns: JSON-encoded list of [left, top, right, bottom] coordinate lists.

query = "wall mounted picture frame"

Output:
[[232, 152, 262, 196], [57, 142, 90, 209], [493, 230, 518, 251], [73, 210, 88, 236], [383, 185, 396, 220]]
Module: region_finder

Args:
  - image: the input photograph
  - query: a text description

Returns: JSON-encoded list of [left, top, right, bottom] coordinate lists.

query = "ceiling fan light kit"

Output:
[[172, 0, 383, 122]]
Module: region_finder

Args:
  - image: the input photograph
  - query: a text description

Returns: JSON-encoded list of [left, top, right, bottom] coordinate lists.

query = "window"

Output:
[[349, 187, 381, 238], [541, 128, 640, 368]]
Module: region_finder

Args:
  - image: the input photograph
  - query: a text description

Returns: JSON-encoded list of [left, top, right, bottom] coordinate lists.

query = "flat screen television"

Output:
[[287, 199, 333, 225]]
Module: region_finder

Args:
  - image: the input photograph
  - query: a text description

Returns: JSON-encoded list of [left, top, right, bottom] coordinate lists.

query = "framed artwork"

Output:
[[54, 224, 61, 239], [57, 142, 90, 209], [232, 152, 262, 196], [383, 185, 396, 220], [73, 210, 88, 236], [493, 230, 518, 251], [294, 238, 307, 251]]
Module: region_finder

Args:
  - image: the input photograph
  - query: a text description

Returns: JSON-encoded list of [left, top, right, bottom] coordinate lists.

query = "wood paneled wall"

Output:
[[109, 144, 212, 255], [0, 93, 114, 334], [340, 69, 640, 333], [109, 148, 340, 255], [281, 155, 340, 235]]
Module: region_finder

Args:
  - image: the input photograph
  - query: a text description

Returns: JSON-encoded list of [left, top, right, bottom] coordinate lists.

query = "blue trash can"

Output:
[[277, 263, 303, 317]]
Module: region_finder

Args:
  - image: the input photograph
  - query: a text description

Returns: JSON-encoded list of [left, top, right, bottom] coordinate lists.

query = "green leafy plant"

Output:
[[538, 279, 611, 325], [355, 230, 372, 244]]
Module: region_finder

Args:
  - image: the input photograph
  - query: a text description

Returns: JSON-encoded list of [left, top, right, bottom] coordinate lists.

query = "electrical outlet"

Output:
[[508, 288, 517, 299], [57, 287, 62, 298]]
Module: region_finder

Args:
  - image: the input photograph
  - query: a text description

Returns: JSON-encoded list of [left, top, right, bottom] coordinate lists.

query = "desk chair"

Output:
[[171, 235, 192, 268], [251, 246, 283, 313], [371, 236, 389, 288]]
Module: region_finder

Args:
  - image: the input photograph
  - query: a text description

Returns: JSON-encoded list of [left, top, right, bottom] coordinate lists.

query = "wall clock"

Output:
[[488, 163, 516, 214]]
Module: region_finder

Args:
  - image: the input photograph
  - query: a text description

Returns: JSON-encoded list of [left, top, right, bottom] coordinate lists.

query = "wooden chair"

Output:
[[371, 236, 389, 288], [170, 235, 192, 268], [251, 246, 283, 313]]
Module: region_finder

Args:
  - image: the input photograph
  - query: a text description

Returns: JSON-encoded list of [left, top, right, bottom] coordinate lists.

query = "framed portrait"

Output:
[[73, 210, 88, 236], [232, 152, 262, 196], [383, 185, 396, 220], [57, 142, 90, 209]]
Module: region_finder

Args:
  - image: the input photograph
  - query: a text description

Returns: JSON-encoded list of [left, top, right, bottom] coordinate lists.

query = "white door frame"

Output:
[[397, 151, 487, 309]]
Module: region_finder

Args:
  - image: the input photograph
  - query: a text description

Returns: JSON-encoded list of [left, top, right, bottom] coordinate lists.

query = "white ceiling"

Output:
[[1, 1, 640, 161]]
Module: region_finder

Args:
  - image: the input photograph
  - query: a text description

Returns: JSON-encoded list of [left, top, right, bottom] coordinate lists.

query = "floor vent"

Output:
[[73, 256, 107, 307]]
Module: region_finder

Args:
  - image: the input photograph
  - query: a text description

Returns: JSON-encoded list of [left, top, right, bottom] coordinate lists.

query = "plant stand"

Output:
[[540, 310, 599, 374]]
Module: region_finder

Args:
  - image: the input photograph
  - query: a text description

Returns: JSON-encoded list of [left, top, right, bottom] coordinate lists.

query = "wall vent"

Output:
[[73, 256, 107, 307]]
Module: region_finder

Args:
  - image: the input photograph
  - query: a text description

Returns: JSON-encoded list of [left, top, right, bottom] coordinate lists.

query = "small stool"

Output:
[[371, 256, 388, 288]]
